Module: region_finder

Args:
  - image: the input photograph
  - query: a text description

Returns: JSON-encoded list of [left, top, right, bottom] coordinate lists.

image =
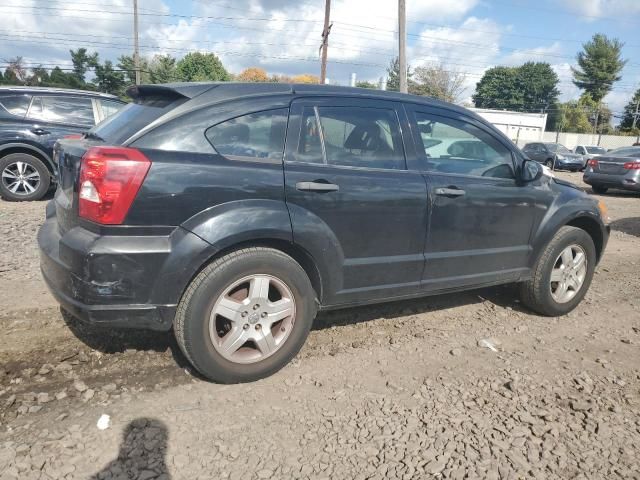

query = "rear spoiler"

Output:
[[125, 83, 220, 103]]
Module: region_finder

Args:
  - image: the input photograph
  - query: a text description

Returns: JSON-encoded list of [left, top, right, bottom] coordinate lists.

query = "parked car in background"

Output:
[[574, 145, 607, 159], [522, 142, 585, 171], [38, 83, 609, 383], [583, 146, 640, 194], [0, 87, 125, 201]]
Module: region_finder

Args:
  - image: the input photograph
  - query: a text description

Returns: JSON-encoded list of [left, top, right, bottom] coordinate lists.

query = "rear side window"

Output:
[[100, 99, 124, 120], [205, 109, 288, 161], [28, 96, 95, 126], [317, 107, 405, 170], [0, 95, 31, 117]]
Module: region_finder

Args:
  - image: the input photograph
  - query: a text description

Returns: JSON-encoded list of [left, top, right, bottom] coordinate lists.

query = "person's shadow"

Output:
[[91, 417, 171, 480]]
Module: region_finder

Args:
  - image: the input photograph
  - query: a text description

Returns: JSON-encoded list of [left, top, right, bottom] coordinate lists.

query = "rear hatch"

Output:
[[53, 85, 206, 233]]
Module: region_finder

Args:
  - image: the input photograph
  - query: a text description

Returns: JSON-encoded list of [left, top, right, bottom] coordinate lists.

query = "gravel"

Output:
[[1, 172, 639, 479]]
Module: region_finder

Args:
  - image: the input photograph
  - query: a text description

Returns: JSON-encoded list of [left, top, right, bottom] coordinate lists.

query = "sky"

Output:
[[2, 0, 639, 118]]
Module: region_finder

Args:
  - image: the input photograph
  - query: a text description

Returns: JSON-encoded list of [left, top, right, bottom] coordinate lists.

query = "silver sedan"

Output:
[[583, 146, 640, 194]]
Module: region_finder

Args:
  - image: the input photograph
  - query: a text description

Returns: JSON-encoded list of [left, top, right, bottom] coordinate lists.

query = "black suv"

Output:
[[0, 86, 125, 201], [38, 83, 610, 383]]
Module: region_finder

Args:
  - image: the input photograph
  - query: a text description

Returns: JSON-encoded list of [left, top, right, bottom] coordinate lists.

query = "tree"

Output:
[[175, 52, 230, 82], [619, 87, 640, 132], [69, 48, 99, 85], [26, 65, 50, 86], [49, 66, 73, 87], [291, 74, 319, 84], [356, 80, 378, 89], [572, 34, 626, 103], [94, 60, 126, 96], [236, 67, 269, 82], [385, 57, 416, 92], [550, 94, 609, 133], [3, 57, 27, 84], [472, 63, 559, 111], [118, 54, 150, 85], [149, 54, 177, 84], [412, 64, 466, 102]]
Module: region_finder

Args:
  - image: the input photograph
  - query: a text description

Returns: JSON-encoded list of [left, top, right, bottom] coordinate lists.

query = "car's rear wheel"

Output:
[[519, 226, 596, 316], [545, 159, 554, 170], [174, 247, 317, 383], [591, 185, 608, 194], [0, 153, 50, 201]]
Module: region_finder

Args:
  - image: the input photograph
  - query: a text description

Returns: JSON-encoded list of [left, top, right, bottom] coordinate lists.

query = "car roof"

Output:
[[0, 86, 123, 100], [128, 81, 477, 117]]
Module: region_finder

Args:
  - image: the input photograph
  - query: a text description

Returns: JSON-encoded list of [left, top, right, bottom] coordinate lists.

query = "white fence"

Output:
[[510, 130, 639, 149]]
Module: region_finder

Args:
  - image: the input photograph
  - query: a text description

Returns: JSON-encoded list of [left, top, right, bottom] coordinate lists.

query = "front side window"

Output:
[[413, 111, 514, 178], [206, 108, 288, 161], [28, 96, 95, 125], [0, 95, 31, 117], [317, 107, 405, 170]]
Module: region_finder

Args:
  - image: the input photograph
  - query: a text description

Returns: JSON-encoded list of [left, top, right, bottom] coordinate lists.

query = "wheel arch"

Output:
[[0, 143, 55, 174], [565, 215, 605, 263]]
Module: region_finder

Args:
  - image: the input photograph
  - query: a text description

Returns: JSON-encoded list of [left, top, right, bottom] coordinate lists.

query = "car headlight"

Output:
[[597, 200, 610, 224], [556, 155, 565, 160]]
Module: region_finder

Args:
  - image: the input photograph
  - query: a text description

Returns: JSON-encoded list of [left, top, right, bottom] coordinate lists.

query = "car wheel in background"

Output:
[[591, 185, 608, 194], [519, 226, 596, 317], [545, 159, 554, 170], [174, 247, 317, 383], [0, 153, 51, 201]]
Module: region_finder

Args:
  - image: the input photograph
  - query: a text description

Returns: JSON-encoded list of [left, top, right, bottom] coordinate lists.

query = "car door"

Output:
[[405, 105, 536, 290], [283, 97, 428, 306]]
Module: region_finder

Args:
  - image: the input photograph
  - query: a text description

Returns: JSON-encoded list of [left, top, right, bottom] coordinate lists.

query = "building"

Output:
[[468, 108, 547, 146]]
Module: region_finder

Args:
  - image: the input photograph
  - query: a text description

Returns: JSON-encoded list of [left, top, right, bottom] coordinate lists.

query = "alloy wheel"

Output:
[[209, 274, 296, 364], [1, 161, 41, 196], [550, 244, 588, 303]]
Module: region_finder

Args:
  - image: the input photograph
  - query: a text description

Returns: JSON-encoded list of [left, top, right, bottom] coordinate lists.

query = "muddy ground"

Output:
[[1, 172, 639, 479]]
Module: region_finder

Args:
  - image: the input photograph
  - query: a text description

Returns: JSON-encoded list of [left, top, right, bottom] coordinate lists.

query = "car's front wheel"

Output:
[[0, 153, 51, 201], [520, 226, 596, 316], [174, 247, 317, 383], [545, 159, 554, 170]]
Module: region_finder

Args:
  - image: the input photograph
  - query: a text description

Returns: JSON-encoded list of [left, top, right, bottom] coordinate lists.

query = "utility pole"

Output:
[[133, 0, 141, 85], [398, 0, 407, 93], [319, 0, 331, 85], [631, 99, 640, 130]]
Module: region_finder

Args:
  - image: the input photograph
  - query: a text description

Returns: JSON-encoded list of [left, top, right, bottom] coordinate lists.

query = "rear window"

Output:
[[0, 95, 31, 117], [90, 99, 184, 144]]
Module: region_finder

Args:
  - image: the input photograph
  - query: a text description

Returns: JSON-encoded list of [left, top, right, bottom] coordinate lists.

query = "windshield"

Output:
[[585, 146, 606, 154], [545, 143, 571, 153]]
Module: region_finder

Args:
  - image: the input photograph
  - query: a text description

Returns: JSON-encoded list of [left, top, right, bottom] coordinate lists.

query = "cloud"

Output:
[[560, 0, 640, 20]]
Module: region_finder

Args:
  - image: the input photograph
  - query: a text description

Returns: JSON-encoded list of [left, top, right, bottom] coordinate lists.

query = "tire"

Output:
[[520, 226, 596, 317], [591, 185, 608, 194], [545, 159, 554, 170], [0, 153, 51, 201], [174, 247, 317, 383]]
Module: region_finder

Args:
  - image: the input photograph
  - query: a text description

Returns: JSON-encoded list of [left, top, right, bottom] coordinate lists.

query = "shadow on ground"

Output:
[[610, 217, 640, 237], [91, 417, 171, 480]]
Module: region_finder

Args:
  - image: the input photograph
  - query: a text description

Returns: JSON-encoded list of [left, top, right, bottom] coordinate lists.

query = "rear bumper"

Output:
[[38, 203, 214, 330], [583, 171, 640, 191]]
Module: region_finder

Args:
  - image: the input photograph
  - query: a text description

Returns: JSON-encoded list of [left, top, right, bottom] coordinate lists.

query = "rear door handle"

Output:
[[296, 181, 339, 192], [31, 128, 50, 135], [434, 187, 465, 197]]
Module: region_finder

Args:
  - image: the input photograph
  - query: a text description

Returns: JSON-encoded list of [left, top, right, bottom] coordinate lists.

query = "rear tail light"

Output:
[[78, 147, 151, 225], [587, 159, 599, 167], [623, 161, 640, 170]]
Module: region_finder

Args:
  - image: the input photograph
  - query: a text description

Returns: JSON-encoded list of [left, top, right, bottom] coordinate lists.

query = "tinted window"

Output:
[[609, 147, 640, 157], [413, 112, 514, 178], [206, 109, 288, 161], [316, 107, 404, 170], [100, 99, 124, 120], [545, 143, 570, 154], [28, 96, 94, 125], [0, 95, 31, 117], [585, 146, 606, 154], [295, 107, 324, 163]]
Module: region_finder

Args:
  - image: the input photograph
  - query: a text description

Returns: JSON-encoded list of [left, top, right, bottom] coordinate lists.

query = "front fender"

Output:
[[529, 187, 607, 268]]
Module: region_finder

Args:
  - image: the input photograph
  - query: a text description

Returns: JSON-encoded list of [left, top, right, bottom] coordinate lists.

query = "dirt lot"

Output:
[[1, 172, 639, 480]]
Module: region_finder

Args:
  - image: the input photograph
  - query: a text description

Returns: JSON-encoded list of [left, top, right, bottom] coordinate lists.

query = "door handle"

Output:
[[296, 181, 339, 192], [434, 187, 466, 197], [31, 128, 50, 135]]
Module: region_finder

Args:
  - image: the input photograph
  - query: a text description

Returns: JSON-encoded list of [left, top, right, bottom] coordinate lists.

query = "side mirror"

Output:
[[520, 159, 543, 182]]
